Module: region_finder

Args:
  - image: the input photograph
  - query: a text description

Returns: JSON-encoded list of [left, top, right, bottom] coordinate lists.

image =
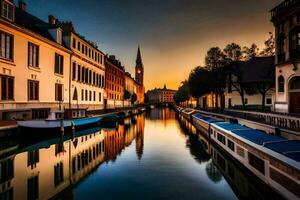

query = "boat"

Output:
[[186, 110, 300, 200], [18, 108, 101, 134]]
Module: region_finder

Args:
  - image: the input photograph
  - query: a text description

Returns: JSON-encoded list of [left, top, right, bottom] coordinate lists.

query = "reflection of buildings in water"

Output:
[[104, 125, 125, 162], [147, 108, 175, 121], [0, 114, 146, 200], [135, 114, 145, 160]]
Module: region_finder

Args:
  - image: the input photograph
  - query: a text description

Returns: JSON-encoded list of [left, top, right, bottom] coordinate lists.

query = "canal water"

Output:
[[0, 108, 284, 200]]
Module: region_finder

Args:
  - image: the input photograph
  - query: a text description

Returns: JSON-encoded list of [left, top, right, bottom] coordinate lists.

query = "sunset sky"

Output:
[[25, 0, 282, 90]]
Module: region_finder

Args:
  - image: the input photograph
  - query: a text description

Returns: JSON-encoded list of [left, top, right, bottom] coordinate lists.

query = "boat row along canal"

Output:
[[0, 108, 296, 200]]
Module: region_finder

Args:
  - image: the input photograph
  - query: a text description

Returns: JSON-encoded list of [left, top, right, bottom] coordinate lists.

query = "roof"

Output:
[[242, 56, 275, 83], [14, 7, 67, 47], [270, 0, 300, 18]]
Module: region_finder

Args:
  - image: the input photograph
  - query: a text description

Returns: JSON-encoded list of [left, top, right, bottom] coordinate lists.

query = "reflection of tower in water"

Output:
[[135, 114, 145, 160]]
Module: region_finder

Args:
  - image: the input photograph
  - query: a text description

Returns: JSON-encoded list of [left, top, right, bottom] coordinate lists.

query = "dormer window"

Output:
[[1, 0, 14, 22], [57, 29, 62, 45]]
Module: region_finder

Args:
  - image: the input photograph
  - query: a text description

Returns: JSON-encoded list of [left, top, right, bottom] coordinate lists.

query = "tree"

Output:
[[174, 80, 190, 105], [205, 47, 225, 70], [131, 93, 137, 105], [124, 90, 131, 100], [260, 32, 275, 57], [205, 47, 228, 111], [144, 93, 149, 104], [188, 67, 212, 108], [243, 43, 260, 60], [224, 43, 242, 61], [227, 61, 257, 109]]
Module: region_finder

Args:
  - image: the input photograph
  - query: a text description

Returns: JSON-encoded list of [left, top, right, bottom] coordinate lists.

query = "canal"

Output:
[[0, 108, 285, 200]]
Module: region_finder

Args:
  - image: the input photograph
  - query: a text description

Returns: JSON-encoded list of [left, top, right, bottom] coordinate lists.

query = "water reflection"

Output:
[[0, 108, 284, 200], [0, 114, 145, 200]]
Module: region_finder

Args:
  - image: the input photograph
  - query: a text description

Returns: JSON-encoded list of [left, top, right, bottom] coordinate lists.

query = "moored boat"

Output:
[[18, 108, 101, 134]]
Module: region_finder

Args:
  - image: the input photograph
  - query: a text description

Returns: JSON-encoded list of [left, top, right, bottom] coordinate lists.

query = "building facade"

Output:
[[0, 0, 72, 120], [60, 21, 106, 111], [124, 72, 136, 106], [105, 55, 125, 108], [147, 85, 176, 103], [271, 0, 300, 115]]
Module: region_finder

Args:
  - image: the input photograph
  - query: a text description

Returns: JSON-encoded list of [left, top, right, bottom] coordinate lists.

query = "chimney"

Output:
[[18, 0, 26, 11], [48, 15, 57, 25]]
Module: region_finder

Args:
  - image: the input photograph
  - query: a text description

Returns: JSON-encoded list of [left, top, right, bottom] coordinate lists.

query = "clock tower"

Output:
[[135, 46, 144, 85]]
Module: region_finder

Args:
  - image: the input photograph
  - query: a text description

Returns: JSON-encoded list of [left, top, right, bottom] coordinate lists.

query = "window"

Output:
[[57, 29, 62, 44], [85, 68, 88, 84], [99, 92, 101, 102], [78, 65, 81, 82], [28, 42, 39, 67], [72, 62, 76, 80], [27, 176, 39, 200], [27, 150, 39, 167], [93, 91, 96, 101], [77, 41, 80, 51], [85, 90, 88, 101], [55, 84, 63, 101], [54, 53, 64, 75], [217, 133, 225, 145], [1, 75, 13, 100], [228, 98, 232, 108], [227, 139, 235, 151], [54, 162, 64, 186], [89, 70, 92, 84], [81, 67, 85, 83], [278, 76, 285, 93], [81, 44, 84, 54], [28, 80, 39, 101], [248, 152, 265, 175], [72, 38, 76, 48], [0, 31, 13, 60], [89, 91, 92, 101], [266, 98, 272, 105], [102, 76, 104, 88], [1, 1, 14, 21]]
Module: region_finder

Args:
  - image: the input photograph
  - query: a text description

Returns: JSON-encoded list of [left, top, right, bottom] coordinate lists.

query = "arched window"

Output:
[[290, 76, 300, 91], [278, 76, 285, 93]]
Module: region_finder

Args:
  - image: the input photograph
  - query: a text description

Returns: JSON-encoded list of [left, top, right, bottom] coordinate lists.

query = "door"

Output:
[[290, 92, 300, 114]]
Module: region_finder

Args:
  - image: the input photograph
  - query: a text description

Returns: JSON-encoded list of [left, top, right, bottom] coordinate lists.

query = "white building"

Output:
[[271, 0, 300, 115], [0, 0, 71, 120]]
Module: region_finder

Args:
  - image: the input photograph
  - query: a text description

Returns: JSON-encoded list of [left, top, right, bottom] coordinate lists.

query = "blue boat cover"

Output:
[[264, 140, 300, 162], [215, 122, 251, 131], [193, 113, 205, 119], [232, 129, 285, 145]]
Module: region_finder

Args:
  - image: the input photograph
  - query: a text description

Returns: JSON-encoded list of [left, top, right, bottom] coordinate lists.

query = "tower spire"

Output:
[[136, 45, 143, 67]]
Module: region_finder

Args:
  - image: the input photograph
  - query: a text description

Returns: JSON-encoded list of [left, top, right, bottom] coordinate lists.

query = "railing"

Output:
[[224, 109, 300, 132]]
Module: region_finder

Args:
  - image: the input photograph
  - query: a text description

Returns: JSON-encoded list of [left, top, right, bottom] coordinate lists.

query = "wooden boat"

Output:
[[18, 108, 101, 133]]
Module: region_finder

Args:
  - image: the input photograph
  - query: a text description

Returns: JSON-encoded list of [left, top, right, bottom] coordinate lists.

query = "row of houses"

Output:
[[0, 0, 145, 120], [194, 0, 300, 116]]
